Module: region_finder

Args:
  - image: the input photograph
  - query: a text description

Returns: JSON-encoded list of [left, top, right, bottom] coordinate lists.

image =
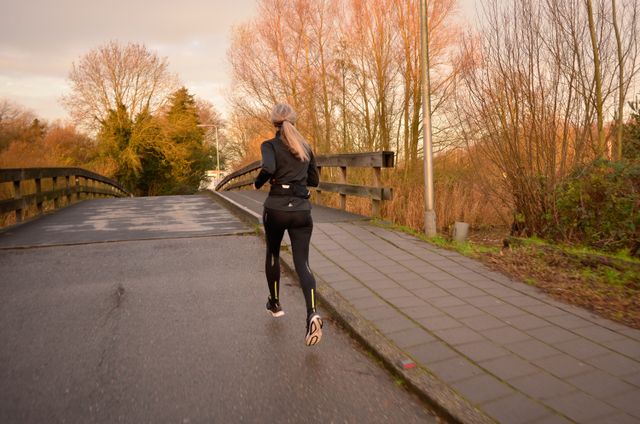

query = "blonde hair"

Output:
[[270, 103, 310, 162]]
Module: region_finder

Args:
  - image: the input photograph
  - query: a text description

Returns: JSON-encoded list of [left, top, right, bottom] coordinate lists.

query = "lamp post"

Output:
[[420, 0, 437, 236], [197, 124, 220, 173]]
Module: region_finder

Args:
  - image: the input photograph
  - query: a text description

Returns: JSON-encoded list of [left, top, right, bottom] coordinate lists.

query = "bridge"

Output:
[[1, 165, 640, 423]]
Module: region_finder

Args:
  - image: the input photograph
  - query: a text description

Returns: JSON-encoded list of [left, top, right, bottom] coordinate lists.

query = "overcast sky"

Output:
[[0, 0, 477, 122]]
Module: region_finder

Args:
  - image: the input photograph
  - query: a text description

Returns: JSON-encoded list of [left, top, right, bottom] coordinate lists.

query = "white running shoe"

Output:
[[305, 313, 323, 346]]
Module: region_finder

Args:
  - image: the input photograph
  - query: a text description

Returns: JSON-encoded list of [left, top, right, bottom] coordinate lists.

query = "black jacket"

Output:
[[254, 131, 319, 211]]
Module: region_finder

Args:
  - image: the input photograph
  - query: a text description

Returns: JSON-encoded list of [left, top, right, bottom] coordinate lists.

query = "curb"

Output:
[[210, 190, 494, 424]]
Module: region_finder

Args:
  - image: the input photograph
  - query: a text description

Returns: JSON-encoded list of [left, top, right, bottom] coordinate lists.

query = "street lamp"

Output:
[[197, 124, 220, 173], [420, 0, 437, 236]]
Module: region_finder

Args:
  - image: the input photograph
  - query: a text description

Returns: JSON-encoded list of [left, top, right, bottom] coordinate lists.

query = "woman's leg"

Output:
[[287, 210, 317, 315], [263, 208, 286, 302]]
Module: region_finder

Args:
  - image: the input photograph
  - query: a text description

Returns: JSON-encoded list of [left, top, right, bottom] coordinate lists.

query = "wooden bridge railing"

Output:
[[0, 167, 131, 224], [215, 151, 395, 216]]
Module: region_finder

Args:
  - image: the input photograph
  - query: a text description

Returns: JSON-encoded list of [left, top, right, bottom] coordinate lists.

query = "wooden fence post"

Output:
[[372, 167, 382, 216], [13, 179, 23, 222], [338, 166, 347, 210], [35, 177, 43, 214]]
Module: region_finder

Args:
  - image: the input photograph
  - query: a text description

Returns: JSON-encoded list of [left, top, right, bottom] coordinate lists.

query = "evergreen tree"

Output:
[[623, 107, 640, 160], [162, 87, 214, 193]]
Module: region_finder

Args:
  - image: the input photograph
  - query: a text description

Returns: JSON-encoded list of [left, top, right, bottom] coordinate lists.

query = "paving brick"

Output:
[[412, 286, 449, 299], [607, 338, 640, 358], [350, 296, 387, 310], [544, 314, 592, 330], [603, 390, 640, 418], [529, 326, 580, 344], [417, 315, 461, 331], [482, 392, 549, 424], [329, 279, 363, 291], [572, 325, 627, 343], [390, 296, 430, 308], [443, 304, 484, 319], [505, 296, 545, 307], [509, 372, 576, 400], [428, 296, 467, 309], [433, 326, 484, 346], [397, 278, 432, 290], [505, 314, 551, 331], [466, 279, 499, 289], [480, 355, 540, 380], [427, 356, 485, 384], [568, 369, 636, 398], [466, 295, 505, 308], [392, 271, 423, 282], [373, 315, 416, 333], [619, 328, 640, 342], [523, 304, 567, 318], [401, 304, 442, 320], [485, 303, 525, 319], [357, 305, 401, 321], [553, 338, 610, 359], [457, 340, 511, 362], [460, 315, 505, 331], [529, 413, 574, 424], [433, 280, 471, 291], [545, 392, 618, 422], [406, 341, 458, 364], [375, 287, 414, 299], [584, 413, 640, 424], [451, 374, 515, 405], [339, 286, 376, 301], [364, 278, 402, 290], [532, 354, 594, 379], [506, 339, 561, 361], [483, 286, 524, 298], [386, 326, 436, 348], [585, 352, 640, 377], [481, 326, 530, 345], [622, 371, 640, 387]]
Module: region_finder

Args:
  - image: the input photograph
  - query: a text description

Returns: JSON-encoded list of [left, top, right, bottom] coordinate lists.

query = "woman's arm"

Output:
[[254, 142, 276, 189], [307, 150, 320, 187]]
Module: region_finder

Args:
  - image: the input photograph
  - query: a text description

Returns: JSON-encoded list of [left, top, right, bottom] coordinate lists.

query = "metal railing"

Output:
[[0, 167, 130, 224], [216, 151, 395, 216]]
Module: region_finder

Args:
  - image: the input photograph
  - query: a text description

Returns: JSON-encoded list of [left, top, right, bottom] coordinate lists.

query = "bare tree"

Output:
[[62, 41, 178, 133]]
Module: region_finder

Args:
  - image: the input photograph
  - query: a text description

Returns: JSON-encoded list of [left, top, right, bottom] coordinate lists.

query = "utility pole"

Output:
[[420, 0, 437, 236]]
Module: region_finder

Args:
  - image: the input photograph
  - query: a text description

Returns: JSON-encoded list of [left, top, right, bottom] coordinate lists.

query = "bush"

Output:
[[553, 159, 639, 255]]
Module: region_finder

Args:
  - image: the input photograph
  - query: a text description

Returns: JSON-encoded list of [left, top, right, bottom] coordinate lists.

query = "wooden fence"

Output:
[[0, 168, 130, 224], [215, 151, 394, 216]]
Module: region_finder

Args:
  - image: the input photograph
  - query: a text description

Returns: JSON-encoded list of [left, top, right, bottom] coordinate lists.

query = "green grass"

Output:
[[370, 219, 499, 256]]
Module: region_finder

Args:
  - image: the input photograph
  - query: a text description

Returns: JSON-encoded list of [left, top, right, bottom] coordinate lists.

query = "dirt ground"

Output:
[[466, 226, 640, 330]]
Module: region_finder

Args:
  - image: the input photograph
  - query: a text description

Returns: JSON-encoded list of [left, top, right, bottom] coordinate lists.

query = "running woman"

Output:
[[253, 103, 323, 346]]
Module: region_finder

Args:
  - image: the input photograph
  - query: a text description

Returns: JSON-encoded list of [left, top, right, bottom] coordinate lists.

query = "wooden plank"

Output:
[[316, 151, 395, 168], [216, 161, 260, 191], [316, 182, 393, 201], [224, 179, 255, 191], [0, 167, 129, 195]]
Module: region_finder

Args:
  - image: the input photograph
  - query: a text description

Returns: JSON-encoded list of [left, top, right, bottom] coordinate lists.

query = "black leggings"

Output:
[[263, 208, 317, 314]]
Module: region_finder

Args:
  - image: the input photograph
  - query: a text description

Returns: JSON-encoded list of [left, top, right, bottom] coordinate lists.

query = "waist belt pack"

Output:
[[269, 183, 311, 199]]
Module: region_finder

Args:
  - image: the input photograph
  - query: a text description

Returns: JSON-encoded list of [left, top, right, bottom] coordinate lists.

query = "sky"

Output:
[[0, 0, 477, 123]]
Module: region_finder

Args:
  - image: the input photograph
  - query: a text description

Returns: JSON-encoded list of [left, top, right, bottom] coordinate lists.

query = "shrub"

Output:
[[553, 159, 639, 255]]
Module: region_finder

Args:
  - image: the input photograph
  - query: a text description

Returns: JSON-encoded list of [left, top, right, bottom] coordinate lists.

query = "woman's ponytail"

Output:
[[271, 103, 310, 162]]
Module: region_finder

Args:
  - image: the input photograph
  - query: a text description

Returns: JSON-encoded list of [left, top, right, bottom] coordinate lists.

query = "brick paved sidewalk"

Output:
[[214, 191, 640, 424], [309, 221, 640, 424]]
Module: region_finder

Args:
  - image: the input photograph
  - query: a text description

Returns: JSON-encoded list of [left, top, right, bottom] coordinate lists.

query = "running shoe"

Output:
[[305, 312, 323, 346], [266, 297, 285, 317]]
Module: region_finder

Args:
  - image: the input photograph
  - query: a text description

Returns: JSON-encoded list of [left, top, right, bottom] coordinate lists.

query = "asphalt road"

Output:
[[0, 196, 436, 423]]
